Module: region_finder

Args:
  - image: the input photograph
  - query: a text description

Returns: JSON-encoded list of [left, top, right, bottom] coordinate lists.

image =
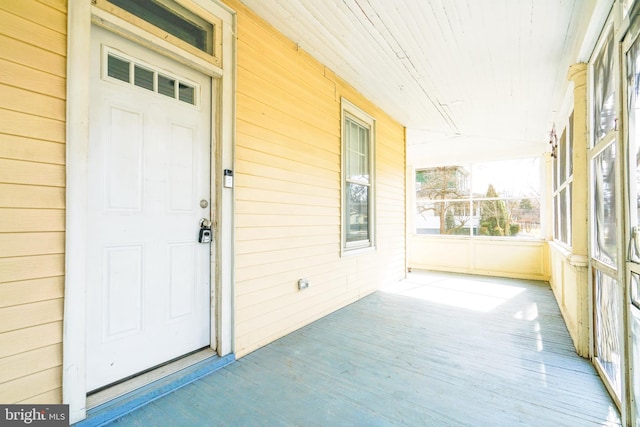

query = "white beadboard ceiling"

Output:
[[239, 0, 605, 165]]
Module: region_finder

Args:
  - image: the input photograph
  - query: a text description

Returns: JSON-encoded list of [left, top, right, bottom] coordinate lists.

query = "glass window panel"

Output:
[[471, 158, 540, 198], [559, 130, 567, 182], [566, 184, 572, 245], [416, 160, 541, 238], [594, 143, 618, 265], [568, 112, 574, 176], [477, 199, 509, 237], [346, 121, 355, 178], [347, 124, 355, 178], [158, 74, 176, 98], [445, 201, 473, 236], [344, 112, 372, 247], [628, 35, 640, 229], [345, 118, 369, 182], [560, 188, 568, 244], [416, 201, 473, 235], [513, 198, 540, 238], [346, 183, 368, 242], [594, 269, 622, 399], [553, 195, 559, 240], [415, 166, 470, 200], [109, 0, 213, 54], [134, 65, 154, 91], [475, 198, 539, 238], [107, 54, 130, 83], [178, 82, 195, 104], [360, 127, 369, 177], [593, 31, 616, 143], [416, 201, 439, 235], [553, 155, 558, 191]]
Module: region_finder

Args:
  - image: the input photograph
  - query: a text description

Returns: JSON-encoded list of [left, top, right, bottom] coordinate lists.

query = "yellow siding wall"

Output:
[[0, 0, 66, 404], [225, 0, 406, 357]]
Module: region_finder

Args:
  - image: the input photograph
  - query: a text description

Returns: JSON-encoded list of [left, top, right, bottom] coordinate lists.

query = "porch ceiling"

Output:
[[238, 0, 601, 165]]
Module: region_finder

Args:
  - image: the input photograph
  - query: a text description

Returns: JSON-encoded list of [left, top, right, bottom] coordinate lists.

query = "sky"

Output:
[[470, 157, 541, 197]]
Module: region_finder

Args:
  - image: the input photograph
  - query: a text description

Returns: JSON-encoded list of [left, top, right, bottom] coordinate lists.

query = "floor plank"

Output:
[[108, 271, 621, 426]]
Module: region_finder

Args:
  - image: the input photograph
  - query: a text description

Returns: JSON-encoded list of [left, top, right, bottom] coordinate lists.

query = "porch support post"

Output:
[[568, 63, 588, 256], [567, 62, 590, 357]]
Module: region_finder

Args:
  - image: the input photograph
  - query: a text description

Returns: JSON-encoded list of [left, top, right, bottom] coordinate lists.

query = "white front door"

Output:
[[87, 25, 212, 391]]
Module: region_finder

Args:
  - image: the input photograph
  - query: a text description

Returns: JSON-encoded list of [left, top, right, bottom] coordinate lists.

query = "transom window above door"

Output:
[[95, 0, 222, 67], [103, 47, 200, 106]]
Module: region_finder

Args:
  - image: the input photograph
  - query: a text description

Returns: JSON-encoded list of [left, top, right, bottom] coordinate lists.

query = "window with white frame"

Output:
[[342, 99, 375, 252], [552, 114, 573, 246], [415, 158, 541, 238]]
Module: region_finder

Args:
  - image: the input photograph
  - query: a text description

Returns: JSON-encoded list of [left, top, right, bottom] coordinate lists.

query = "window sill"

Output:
[[341, 245, 376, 257]]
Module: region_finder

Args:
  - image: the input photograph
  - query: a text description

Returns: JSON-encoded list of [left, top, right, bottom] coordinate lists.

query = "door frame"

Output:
[[622, 7, 640, 425], [64, 1, 236, 423], [587, 5, 627, 414]]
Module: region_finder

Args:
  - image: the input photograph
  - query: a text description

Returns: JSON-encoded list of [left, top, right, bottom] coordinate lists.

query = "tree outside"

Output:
[[416, 166, 474, 235]]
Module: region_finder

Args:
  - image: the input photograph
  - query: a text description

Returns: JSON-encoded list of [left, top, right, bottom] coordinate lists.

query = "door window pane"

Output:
[[158, 74, 176, 98], [107, 54, 130, 83], [593, 31, 616, 143], [594, 269, 622, 399], [134, 65, 154, 91], [104, 49, 199, 106], [178, 82, 195, 105], [594, 143, 618, 265]]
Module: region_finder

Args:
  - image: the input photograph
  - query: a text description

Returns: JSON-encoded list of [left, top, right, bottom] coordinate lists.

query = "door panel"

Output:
[[590, 24, 624, 407], [594, 269, 623, 397], [87, 25, 212, 391], [594, 143, 618, 266]]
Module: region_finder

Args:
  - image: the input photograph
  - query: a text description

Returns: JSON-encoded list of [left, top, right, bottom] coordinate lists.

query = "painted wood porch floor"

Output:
[[109, 271, 621, 426]]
